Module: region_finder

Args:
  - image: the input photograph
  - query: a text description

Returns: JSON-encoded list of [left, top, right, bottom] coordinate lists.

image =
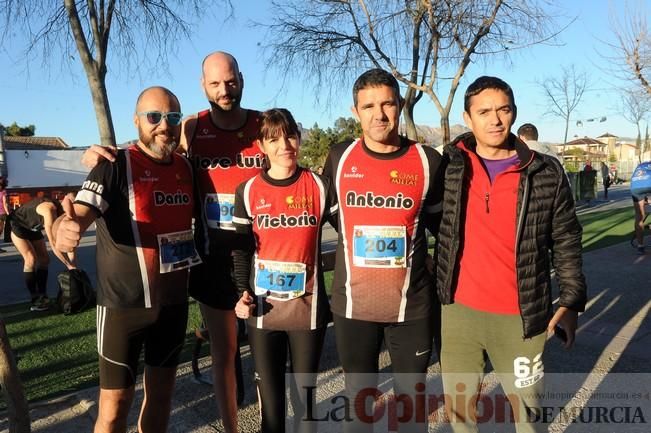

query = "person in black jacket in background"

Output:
[[435, 76, 587, 433]]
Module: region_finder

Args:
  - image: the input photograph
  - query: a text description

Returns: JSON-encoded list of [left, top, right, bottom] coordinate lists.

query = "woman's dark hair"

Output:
[[257, 108, 300, 141]]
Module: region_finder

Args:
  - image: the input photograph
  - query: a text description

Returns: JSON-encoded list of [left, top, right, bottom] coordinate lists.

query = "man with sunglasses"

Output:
[[55, 86, 200, 433], [81, 52, 262, 432]]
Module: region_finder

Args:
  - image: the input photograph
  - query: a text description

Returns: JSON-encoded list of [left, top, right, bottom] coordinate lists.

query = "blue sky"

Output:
[[0, 1, 647, 147]]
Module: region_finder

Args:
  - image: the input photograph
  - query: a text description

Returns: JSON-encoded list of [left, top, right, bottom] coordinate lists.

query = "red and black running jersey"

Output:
[[232, 168, 337, 330], [187, 109, 264, 254], [76, 145, 199, 308], [324, 138, 443, 323]]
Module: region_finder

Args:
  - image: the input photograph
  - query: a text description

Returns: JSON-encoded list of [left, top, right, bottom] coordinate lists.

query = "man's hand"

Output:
[[235, 292, 255, 319], [81, 144, 117, 168], [547, 306, 578, 349], [55, 196, 82, 253]]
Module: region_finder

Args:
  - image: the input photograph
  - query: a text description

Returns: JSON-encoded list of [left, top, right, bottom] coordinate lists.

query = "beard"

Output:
[[138, 130, 178, 160], [207, 89, 242, 113]]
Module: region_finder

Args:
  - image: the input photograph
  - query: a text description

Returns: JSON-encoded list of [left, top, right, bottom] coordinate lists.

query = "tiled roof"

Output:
[[597, 132, 618, 138], [563, 137, 607, 146], [1, 136, 69, 149]]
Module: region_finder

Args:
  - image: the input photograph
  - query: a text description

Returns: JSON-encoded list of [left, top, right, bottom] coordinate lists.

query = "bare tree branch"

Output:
[[257, 0, 568, 143], [0, 0, 230, 146], [539, 64, 588, 159], [604, 1, 651, 97]]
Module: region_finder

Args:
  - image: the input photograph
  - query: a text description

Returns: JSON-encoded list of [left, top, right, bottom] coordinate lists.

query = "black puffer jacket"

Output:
[[436, 133, 587, 338]]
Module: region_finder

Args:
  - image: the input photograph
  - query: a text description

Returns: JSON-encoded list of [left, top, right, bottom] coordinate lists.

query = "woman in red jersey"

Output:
[[232, 108, 336, 433]]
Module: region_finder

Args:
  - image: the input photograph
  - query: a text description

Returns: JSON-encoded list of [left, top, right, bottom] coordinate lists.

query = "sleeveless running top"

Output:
[[76, 145, 198, 308], [10, 197, 62, 232], [325, 138, 442, 323], [233, 168, 336, 330], [187, 109, 264, 254], [631, 161, 651, 196]]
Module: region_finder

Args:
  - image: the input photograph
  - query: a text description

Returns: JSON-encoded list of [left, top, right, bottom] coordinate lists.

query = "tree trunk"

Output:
[[562, 116, 570, 166], [88, 77, 117, 147], [64, 0, 116, 147], [440, 115, 451, 145], [402, 89, 418, 141], [0, 320, 30, 433]]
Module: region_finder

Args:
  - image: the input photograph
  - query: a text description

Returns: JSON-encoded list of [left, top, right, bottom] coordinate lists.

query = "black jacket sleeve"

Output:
[[421, 146, 444, 237], [316, 173, 339, 231], [550, 160, 587, 312], [232, 181, 255, 294]]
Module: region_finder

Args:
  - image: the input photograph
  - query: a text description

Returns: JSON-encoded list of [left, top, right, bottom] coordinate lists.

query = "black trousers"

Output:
[[333, 315, 434, 433], [248, 326, 327, 433]]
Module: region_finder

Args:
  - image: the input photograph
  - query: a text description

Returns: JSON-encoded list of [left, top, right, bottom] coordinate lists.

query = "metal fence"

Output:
[[613, 160, 640, 180]]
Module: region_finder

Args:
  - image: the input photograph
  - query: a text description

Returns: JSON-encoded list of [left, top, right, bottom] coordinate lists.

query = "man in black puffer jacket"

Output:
[[436, 76, 587, 433]]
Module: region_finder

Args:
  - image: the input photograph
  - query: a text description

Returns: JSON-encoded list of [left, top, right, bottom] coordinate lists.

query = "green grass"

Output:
[[0, 301, 207, 407], [0, 206, 638, 405], [578, 206, 637, 252]]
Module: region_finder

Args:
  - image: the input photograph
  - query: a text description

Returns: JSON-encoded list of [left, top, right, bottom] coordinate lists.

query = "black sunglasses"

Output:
[[137, 111, 183, 126]]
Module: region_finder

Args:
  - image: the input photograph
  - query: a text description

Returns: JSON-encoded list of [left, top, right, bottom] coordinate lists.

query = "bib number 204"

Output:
[[365, 238, 398, 253]]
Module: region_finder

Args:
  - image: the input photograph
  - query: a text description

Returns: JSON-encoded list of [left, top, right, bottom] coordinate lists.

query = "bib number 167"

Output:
[[266, 273, 296, 288]]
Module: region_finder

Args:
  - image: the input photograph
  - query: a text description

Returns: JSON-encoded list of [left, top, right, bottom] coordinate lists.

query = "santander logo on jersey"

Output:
[[154, 190, 191, 206], [193, 153, 264, 171]]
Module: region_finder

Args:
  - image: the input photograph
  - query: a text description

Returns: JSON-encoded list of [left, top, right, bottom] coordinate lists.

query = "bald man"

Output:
[[80, 53, 263, 431], [180, 51, 263, 432], [55, 87, 199, 433]]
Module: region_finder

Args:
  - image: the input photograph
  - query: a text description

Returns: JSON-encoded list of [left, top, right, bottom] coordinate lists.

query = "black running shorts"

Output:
[[10, 219, 44, 241], [96, 303, 189, 389], [188, 251, 239, 310]]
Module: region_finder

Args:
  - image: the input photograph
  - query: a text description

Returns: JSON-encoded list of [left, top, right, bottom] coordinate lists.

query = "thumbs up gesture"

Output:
[[235, 291, 256, 319], [55, 196, 82, 253]]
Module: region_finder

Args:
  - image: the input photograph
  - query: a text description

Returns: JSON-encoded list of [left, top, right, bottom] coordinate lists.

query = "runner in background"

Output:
[[631, 161, 651, 255], [0, 176, 9, 251], [8, 194, 75, 311]]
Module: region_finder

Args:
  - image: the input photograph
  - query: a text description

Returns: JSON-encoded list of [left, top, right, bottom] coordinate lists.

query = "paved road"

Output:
[[0, 184, 633, 304], [1, 184, 650, 432]]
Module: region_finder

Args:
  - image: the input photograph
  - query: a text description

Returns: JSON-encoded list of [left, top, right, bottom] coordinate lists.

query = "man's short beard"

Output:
[[209, 98, 239, 113], [145, 141, 176, 159], [139, 132, 177, 160]]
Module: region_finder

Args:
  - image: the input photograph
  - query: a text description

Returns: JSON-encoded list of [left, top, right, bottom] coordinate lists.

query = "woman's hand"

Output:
[[235, 292, 256, 319]]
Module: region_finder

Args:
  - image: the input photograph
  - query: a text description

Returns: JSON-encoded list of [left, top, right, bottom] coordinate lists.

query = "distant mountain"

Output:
[[298, 121, 469, 145]]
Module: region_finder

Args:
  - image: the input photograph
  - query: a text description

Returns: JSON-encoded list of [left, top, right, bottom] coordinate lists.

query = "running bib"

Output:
[[352, 225, 407, 268], [205, 193, 235, 230], [158, 230, 202, 273], [254, 259, 306, 301]]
